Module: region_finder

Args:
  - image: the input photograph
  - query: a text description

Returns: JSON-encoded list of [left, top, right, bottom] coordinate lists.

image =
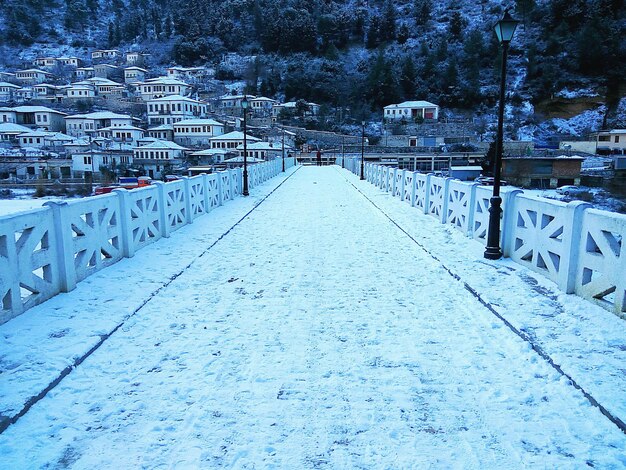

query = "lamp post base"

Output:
[[483, 196, 503, 260], [243, 169, 249, 196]]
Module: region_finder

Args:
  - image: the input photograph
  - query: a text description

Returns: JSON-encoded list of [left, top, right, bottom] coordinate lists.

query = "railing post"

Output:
[[153, 181, 170, 238], [423, 174, 432, 215], [440, 177, 452, 224], [466, 183, 478, 238], [400, 169, 407, 200], [217, 171, 224, 206], [228, 169, 236, 199], [561, 201, 592, 293], [43, 201, 77, 293], [182, 177, 193, 224], [500, 189, 523, 257], [411, 171, 418, 207], [201, 174, 210, 210], [113, 188, 134, 258]]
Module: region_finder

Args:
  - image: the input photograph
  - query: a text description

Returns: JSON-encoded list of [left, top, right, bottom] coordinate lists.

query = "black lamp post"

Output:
[[484, 9, 519, 260], [281, 122, 285, 172], [360, 120, 365, 180], [341, 136, 345, 169], [242, 96, 249, 196]]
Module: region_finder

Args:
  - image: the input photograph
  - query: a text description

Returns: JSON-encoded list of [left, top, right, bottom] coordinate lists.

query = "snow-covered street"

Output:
[[1, 166, 626, 468]]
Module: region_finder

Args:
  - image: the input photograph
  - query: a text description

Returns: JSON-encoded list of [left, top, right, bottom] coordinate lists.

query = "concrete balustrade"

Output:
[[0, 158, 296, 324], [340, 157, 626, 317]]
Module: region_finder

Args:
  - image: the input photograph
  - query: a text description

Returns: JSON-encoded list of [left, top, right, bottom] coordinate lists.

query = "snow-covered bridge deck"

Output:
[[1, 166, 626, 467]]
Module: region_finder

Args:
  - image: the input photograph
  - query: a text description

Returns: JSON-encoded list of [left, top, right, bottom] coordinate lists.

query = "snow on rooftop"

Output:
[[209, 131, 260, 141]]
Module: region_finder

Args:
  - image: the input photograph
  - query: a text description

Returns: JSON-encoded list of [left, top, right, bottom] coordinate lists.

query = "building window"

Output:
[[615, 136, 620, 143]]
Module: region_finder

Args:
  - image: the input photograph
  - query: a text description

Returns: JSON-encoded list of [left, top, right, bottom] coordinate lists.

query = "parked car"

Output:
[[556, 185, 584, 196], [474, 176, 508, 186]]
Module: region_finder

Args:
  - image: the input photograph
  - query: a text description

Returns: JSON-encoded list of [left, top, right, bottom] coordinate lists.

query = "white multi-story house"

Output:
[[124, 67, 148, 84], [65, 83, 97, 100], [11, 106, 67, 131], [271, 101, 321, 119], [33, 57, 58, 68], [250, 97, 277, 117], [133, 140, 188, 179], [125, 52, 150, 66], [58, 57, 82, 68], [32, 84, 62, 101], [147, 95, 207, 126], [0, 122, 30, 141], [94, 64, 121, 79], [65, 111, 137, 137], [172, 119, 225, 146], [19, 130, 73, 149], [91, 49, 121, 61], [71, 149, 134, 177], [237, 141, 291, 160], [96, 125, 145, 143], [147, 124, 174, 141], [138, 77, 191, 101], [383, 100, 439, 121], [0, 107, 17, 123], [74, 78, 125, 97], [75, 67, 95, 80], [0, 82, 20, 102], [15, 69, 54, 85], [208, 130, 259, 150], [166, 66, 211, 81], [595, 129, 626, 154], [218, 94, 255, 115]]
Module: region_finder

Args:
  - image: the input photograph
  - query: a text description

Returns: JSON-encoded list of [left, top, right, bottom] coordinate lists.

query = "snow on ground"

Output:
[[0, 196, 62, 216], [1, 166, 626, 468]]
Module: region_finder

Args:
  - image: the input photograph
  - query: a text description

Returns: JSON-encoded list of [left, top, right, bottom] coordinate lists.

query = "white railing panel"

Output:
[[163, 179, 188, 233], [576, 209, 626, 314], [125, 186, 162, 252], [403, 171, 414, 205], [188, 175, 208, 220], [0, 207, 61, 322], [65, 195, 124, 282], [220, 171, 232, 201], [415, 173, 429, 212], [446, 180, 476, 235], [428, 176, 447, 221]]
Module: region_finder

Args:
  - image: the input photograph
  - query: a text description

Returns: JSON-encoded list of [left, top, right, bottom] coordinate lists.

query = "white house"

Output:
[[172, 119, 225, 146], [147, 124, 174, 141], [209, 130, 259, 150], [147, 95, 207, 126], [133, 140, 188, 179], [11, 106, 67, 131], [15, 69, 54, 85], [383, 100, 439, 121], [75, 78, 125, 97], [124, 67, 148, 84], [91, 49, 121, 61], [65, 83, 97, 100], [595, 129, 626, 154], [237, 141, 291, 160], [166, 66, 211, 81], [65, 111, 137, 137], [96, 125, 145, 143], [271, 101, 320, 118], [57, 56, 82, 68], [250, 97, 277, 117], [19, 131, 73, 149], [0, 82, 20, 102], [33, 57, 58, 68], [32, 84, 62, 101], [0, 107, 16, 123], [218, 94, 255, 115], [0, 122, 30, 141], [94, 64, 121, 79], [75, 67, 95, 80], [125, 52, 150, 66], [71, 149, 133, 177], [138, 77, 191, 101]]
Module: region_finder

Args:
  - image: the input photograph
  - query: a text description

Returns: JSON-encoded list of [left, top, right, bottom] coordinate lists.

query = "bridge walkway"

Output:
[[1, 166, 625, 467]]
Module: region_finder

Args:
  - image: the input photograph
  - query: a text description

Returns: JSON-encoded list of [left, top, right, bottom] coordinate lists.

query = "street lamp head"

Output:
[[362, 120, 365, 127], [241, 96, 248, 109], [494, 9, 519, 44]]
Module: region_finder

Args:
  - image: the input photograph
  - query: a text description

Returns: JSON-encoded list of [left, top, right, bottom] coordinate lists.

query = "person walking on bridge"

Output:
[[316, 149, 322, 166]]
